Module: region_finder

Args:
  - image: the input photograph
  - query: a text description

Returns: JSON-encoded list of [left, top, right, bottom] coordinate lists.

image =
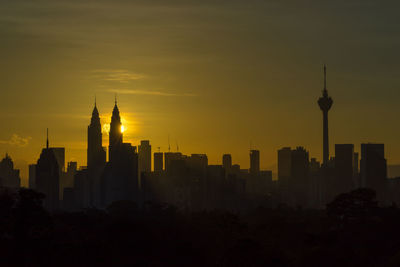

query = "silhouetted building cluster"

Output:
[[26, 99, 138, 211], [4, 66, 394, 211], [140, 150, 272, 211], [275, 67, 391, 208]]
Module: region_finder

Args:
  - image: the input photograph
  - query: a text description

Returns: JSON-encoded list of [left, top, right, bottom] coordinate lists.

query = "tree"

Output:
[[106, 200, 138, 219], [326, 188, 378, 225], [0, 188, 16, 237], [13, 188, 52, 241]]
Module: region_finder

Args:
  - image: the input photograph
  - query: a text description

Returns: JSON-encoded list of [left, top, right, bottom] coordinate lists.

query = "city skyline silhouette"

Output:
[[2, 1, 400, 266], [2, 1, 400, 187]]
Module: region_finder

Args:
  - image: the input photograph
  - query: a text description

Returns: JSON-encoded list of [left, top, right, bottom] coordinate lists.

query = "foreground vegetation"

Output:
[[0, 188, 400, 266]]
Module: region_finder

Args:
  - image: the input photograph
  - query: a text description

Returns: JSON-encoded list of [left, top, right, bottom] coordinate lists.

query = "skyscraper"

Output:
[[187, 154, 208, 176], [360, 143, 387, 200], [222, 154, 232, 171], [334, 144, 354, 194], [139, 140, 152, 174], [291, 147, 310, 207], [318, 65, 333, 166], [29, 164, 36, 189], [164, 152, 183, 173], [102, 100, 139, 206], [109, 97, 123, 162], [278, 147, 292, 182], [154, 152, 163, 172], [51, 148, 65, 173], [87, 100, 106, 208], [87, 99, 106, 168], [35, 130, 60, 211], [249, 150, 260, 175]]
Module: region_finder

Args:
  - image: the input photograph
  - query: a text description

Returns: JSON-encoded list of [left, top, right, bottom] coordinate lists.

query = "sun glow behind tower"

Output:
[[100, 113, 135, 144]]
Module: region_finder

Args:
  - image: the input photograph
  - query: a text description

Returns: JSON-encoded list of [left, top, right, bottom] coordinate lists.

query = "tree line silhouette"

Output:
[[1, 187, 400, 266]]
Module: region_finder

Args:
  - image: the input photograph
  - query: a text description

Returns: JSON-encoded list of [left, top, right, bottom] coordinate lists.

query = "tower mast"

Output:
[[318, 65, 333, 166]]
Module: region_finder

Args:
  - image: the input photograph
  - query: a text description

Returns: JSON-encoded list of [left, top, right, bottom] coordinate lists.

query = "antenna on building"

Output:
[[324, 65, 326, 88], [176, 140, 179, 152], [157, 146, 161, 152], [168, 134, 171, 152], [46, 128, 49, 149]]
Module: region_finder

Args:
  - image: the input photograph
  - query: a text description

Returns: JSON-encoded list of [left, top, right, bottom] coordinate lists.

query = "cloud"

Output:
[[91, 69, 147, 83], [107, 89, 197, 97], [102, 124, 110, 134], [0, 134, 32, 147]]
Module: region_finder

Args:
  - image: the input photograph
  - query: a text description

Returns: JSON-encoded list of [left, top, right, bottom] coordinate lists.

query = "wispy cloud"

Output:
[[0, 134, 32, 147], [91, 69, 147, 83], [107, 89, 197, 97]]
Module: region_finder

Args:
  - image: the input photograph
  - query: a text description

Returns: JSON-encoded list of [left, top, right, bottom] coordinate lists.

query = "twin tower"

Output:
[[87, 98, 139, 206], [87, 98, 124, 168]]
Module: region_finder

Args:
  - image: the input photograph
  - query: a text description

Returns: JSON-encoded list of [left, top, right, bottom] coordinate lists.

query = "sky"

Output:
[[1, 0, 400, 186]]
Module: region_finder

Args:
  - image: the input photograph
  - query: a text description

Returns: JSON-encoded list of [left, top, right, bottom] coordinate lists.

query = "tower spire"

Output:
[[168, 134, 171, 152], [46, 128, 49, 149], [115, 93, 117, 105], [95, 95, 97, 108], [318, 64, 333, 167], [324, 65, 326, 89]]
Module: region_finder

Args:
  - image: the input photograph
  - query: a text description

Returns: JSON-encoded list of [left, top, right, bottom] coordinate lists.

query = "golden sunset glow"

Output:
[[2, 0, 400, 189], [121, 125, 125, 133]]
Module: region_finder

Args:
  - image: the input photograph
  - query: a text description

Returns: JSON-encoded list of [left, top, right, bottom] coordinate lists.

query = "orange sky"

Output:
[[1, 0, 400, 186]]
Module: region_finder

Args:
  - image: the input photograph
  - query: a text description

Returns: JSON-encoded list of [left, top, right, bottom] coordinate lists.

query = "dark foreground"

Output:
[[1, 188, 400, 267]]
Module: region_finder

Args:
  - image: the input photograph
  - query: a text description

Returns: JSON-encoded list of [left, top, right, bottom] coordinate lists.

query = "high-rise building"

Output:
[[29, 164, 36, 189], [74, 168, 90, 209], [318, 65, 333, 167], [187, 154, 208, 175], [154, 152, 163, 172], [353, 152, 360, 187], [277, 147, 312, 207], [309, 158, 323, 208], [60, 161, 77, 200], [87, 101, 107, 208], [222, 154, 232, 178], [278, 147, 292, 204], [139, 140, 152, 174], [222, 154, 232, 171], [0, 154, 21, 189], [291, 147, 309, 182], [291, 147, 310, 207], [35, 131, 60, 211], [334, 144, 354, 194], [309, 158, 321, 173], [51, 148, 65, 173], [164, 152, 183, 173], [360, 143, 387, 199], [109, 97, 123, 162], [249, 150, 260, 175], [278, 147, 292, 182], [87, 99, 106, 168], [102, 100, 139, 207]]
